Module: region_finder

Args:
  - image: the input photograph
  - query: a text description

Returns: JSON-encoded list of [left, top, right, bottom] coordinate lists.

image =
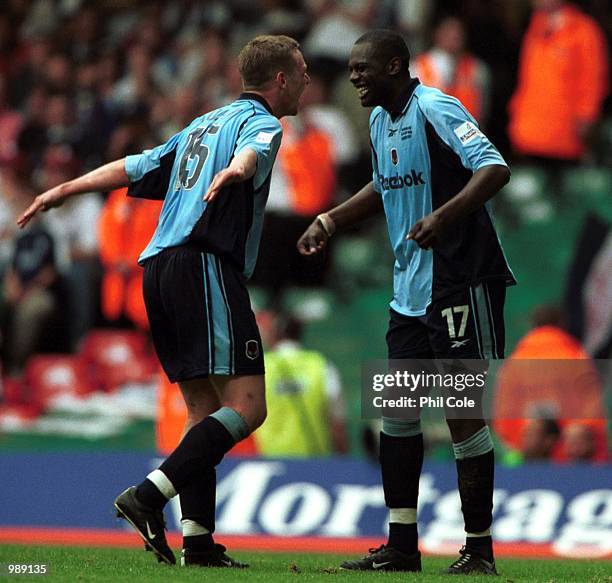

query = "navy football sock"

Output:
[[159, 408, 249, 491], [183, 533, 215, 552], [380, 432, 424, 509], [465, 534, 493, 562], [380, 432, 424, 554], [135, 478, 169, 509], [180, 467, 216, 537], [456, 449, 495, 536], [388, 522, 418, 554]]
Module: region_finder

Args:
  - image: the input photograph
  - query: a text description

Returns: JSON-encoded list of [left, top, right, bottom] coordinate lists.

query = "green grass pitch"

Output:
[[0, 544, 610, 582]]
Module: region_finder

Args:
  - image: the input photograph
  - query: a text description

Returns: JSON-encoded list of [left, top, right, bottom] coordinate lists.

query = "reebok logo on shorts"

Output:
[[246, 340, 260, 360]]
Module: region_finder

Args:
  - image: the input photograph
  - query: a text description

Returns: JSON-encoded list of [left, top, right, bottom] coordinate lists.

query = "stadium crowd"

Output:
[[0, 0, 610, 461]]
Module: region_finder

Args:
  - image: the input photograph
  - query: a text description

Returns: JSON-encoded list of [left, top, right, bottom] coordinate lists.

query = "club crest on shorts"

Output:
[[245, 340, 260, 360], [390, 147, 399, 166]]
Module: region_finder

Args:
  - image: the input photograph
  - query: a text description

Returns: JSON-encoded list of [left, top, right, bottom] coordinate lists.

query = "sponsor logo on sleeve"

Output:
[[453, 121, 482, 145], [255, 132, 274, 144]]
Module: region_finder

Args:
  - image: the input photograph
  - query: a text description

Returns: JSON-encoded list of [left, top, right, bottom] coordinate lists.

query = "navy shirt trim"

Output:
[[238, 92, 274, 115]]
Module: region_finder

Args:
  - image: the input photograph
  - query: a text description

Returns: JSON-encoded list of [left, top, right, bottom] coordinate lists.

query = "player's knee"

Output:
[[221, 401, 266, 433]]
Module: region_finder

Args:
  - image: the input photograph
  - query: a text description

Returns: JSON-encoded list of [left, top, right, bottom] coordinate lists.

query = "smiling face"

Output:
[[349, 42, 395, 109]]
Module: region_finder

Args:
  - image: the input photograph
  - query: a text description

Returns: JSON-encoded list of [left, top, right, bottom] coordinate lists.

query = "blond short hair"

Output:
[[238, 35, 300, 89]]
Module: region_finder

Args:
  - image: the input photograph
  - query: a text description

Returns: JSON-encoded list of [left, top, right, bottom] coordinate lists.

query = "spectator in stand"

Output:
[[43, 52, 73, 95], [0, 77, 23, 164], [412, 15, 492, 126], [508, 0, 609, 167], [16, 84, 49, 172], [252, 98, 339, 306], [110, 44, 158, 117], [561, 422, 598, 462], [38, 145, 102, 349], [304, 68, 360, 178], [304, 0, 376, 65], [73, 59, 115, 169], [153, 86, 203, 141], [521, 417, 561, 461], [0, 153, 32, 276], [98, 187, 162, 331], [0, 155, 68, 375], [8, 34, 52, 109]]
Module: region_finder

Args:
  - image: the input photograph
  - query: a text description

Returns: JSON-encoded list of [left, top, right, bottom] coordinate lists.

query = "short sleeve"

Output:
[[124, 130, 186, 199], [125, 131, 184, 182], [234, 115, 283, 190], [419, 91, 507, 172]]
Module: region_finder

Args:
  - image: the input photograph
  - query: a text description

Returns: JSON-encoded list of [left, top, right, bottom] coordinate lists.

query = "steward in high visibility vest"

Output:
[[253, 312, 348, 457], [97, 188, 162, 329], [255, 342, 334, 456], [508, 1, 609, 161], [494, 305, 608, 462]]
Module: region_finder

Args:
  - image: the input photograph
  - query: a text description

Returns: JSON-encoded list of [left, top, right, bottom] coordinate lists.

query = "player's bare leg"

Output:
[[212, 374, 267, 432], [115, 376, 261, 567], [179, 378, 222, 432]]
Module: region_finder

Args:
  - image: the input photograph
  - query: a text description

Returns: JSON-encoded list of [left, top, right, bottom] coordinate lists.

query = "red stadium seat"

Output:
[[2, 375, 25, 405], [0, 403, 42, 427], [25, 354, 95, 408], [80, 329, 157, 391]]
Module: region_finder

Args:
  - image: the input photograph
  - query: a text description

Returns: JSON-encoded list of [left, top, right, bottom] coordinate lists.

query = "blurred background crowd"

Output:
[[0, 0, 610, 464]]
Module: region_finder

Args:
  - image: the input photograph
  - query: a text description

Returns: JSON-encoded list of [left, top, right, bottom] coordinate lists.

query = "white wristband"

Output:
[[317, 213, 336, 237]]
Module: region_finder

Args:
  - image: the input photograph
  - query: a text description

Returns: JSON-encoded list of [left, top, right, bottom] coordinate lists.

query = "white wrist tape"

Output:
[[317, 213, 336, 237]]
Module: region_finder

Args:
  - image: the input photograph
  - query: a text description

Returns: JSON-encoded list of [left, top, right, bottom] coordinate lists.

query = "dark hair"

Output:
[[541, 418, 561, 438], [531, 304, 563, 329], [355, 29, 411, 71], [276, 312, 303, 342], [238, 35, 300, 89]]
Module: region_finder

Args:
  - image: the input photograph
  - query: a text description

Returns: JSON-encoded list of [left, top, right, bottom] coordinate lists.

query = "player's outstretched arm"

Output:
[[17, 159, 129, 229], [297, 181, 383, 255], [407, 164, 510, 249], [204, 148, 258, 202]]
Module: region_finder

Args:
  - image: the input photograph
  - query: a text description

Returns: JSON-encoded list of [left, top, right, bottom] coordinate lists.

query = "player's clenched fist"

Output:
[[406, 211, 444, 250], [297, 219, 328, 255]]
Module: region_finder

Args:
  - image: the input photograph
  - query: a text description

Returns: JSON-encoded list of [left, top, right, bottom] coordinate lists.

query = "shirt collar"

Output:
[[238, 92, 274, 115], [388, 78, 420, 121]]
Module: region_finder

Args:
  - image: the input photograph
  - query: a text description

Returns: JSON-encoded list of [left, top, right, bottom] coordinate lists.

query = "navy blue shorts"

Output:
[[386, 281, 506, 359], [143, 245, 264, 382]]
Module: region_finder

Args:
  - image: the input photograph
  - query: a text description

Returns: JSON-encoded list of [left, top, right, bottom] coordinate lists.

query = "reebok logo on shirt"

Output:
[[380, 169, 425, 190]]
